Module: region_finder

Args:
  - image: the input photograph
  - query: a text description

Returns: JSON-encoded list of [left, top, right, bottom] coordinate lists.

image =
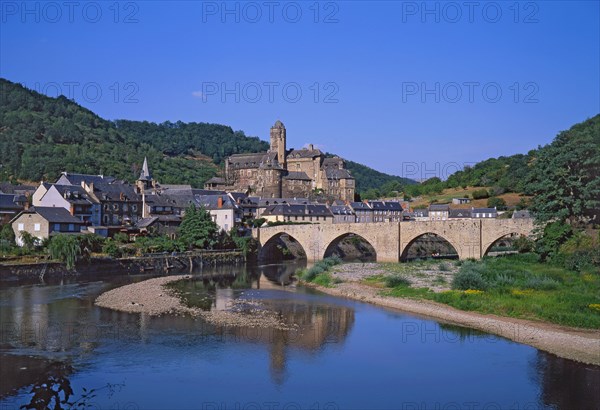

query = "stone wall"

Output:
[[0, 251, 245, 283]]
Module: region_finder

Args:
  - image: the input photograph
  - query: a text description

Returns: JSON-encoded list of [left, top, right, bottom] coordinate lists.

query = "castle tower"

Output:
[[270, 120, 286, 169]]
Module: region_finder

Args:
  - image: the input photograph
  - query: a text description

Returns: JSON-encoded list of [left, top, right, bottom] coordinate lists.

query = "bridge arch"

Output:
[[323, 232, 377, 262], [400, 232, 460, 261], [257, 232, 308, 262], [480, 219, 535, 258], [482, 232, 530, 257]]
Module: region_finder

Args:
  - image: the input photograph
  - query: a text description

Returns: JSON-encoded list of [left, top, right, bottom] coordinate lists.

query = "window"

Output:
[[18, 223, 24, 231], [68, 224, 75, 231], [103, 215, 109, 224], [54, 224, 60, 231], [34, 223, 40, 232]]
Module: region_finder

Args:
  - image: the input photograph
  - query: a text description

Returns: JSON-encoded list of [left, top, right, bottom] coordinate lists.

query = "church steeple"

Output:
[[137, 157, 155, 194], [139, 157, 152, 181]]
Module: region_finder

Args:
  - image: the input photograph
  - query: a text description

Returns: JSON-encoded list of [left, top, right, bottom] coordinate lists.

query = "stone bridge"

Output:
[[253, 219, 535, 262]]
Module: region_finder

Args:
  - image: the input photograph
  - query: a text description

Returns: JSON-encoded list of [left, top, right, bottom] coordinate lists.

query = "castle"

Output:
[[206, 121, 355, 201]]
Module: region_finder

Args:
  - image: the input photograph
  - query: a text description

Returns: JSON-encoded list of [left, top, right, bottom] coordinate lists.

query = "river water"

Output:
[[0, 262, 598, 410]]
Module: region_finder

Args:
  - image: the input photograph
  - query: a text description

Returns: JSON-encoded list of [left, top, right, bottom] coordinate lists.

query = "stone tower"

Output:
[[270, 120, 286, 169]]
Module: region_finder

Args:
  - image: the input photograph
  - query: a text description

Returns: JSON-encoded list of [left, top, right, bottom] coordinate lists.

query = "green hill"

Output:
[[0, 78, 416, 192]]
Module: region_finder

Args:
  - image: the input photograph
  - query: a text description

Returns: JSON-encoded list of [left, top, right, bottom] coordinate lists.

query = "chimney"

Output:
[[217, 196, 223, 208], [308, 144, 314, 151], [70, 205, 75, 215]]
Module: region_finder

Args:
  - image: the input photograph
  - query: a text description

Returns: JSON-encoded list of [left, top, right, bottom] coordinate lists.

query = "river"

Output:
[[0, 262, 598, 410]]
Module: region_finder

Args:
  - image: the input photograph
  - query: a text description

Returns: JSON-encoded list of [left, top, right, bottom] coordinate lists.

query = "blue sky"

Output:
[[1, 1, 598, 180]]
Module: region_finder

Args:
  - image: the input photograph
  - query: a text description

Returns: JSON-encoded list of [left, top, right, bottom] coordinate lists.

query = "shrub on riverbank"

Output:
[[383, 253, 600, 329], [384, 274, 411, 288], [299, 256, 342, 286]]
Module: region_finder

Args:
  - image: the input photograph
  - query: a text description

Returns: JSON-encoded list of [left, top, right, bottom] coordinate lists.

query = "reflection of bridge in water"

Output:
[[254, 219, 535, 262]]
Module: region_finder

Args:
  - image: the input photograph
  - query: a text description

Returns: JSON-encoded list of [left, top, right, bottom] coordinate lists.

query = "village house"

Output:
[[196, 194, 243, 232], [56, 172, 116, 187], [428, 204, 450, 221], [330, 204, 355, 223], [11, 207, 85, 246], [368, 201, 403, 222], [452, 197, 471, 205], [32, 183, 100, 225], [472, 207, 498, 218], [413, 208, 429, 221], [350, 202, 374, 223], [512, 210, 531, 219], [261, 203, 333, 224], [449, 209, 472, 219], [0, 193, 28, 225]]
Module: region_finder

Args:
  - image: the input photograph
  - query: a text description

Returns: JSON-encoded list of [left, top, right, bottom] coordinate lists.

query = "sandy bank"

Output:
[[95, 275, 293, 330]]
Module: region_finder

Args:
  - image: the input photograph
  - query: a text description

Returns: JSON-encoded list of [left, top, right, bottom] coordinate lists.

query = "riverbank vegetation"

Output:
[[375, 253, 599, 329], [298, 256, 343, 287]]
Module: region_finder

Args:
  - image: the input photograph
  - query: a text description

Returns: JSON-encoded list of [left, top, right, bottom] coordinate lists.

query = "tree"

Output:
[[526, 115, 600, 227], [178, 206, 219, 249], [472, 189, 490, 200], [20, 231, 38, 251], [48, 234, 82, 270], [487, 197, 507, 211], [0, 224, 15, 245]]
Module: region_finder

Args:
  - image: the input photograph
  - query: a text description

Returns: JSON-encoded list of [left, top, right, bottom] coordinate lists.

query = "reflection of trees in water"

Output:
[[534, 351, 600, 410], [19, 361, 126, 410]]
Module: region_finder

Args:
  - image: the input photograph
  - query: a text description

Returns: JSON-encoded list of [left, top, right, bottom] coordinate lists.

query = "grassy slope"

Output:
[[407, 186, 531, 209]]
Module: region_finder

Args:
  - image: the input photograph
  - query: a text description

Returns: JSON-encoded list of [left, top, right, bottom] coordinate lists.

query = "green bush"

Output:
[[493, 273, 516, 287], [384, 274, 411, 288], [438, 262, 451, 271], [102, 240, 123, 258], [300, 257, 342, 282], [472, 189, 490, 200], [452, 267, 488, 291], [487, 197, 507, 210], [113, 232, 129, 244], [524, 276, 560, 290]]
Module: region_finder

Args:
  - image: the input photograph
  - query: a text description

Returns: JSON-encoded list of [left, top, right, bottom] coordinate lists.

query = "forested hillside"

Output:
[[0, 78, 414, 192]]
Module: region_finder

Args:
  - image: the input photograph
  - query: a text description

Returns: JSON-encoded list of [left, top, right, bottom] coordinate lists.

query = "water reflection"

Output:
[[171, 262, 355, 385], [536, 351, 600, 410], [0, 262, 598, 409]]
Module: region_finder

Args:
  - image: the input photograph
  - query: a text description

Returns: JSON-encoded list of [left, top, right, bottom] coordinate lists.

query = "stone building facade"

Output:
[[221, 121, 355, 201]]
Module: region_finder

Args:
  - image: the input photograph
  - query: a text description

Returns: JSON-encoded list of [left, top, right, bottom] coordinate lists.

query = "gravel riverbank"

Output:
[[95, 275, 293, 330], [311, 263, 600, 366]]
